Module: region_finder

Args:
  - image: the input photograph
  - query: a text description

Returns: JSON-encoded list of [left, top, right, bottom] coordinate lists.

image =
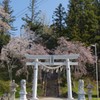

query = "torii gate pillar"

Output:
[[66, 59, 74, 100], [32, 59, 38, 100]]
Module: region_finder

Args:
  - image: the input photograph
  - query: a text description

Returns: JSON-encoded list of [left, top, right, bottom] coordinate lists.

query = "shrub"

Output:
[[0, 80, 10, 95]]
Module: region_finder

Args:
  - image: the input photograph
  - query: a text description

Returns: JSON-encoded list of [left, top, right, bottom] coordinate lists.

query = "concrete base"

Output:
[[19, 92, 27, 100], [31, 97, 39, 100], [20, 96, 27, 100], [67, 98, 76, 100]]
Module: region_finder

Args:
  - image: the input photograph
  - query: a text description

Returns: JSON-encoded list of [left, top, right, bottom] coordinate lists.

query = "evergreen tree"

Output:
[[22, 0, 43, 34], [95, 0, 100, 59], [2, 0, 15, 31], [95, 0, 100, 38], [52, 3, 66, 38], [40, 3, 67, 50], [0, 5, 10, 53], [66, 0, 99, 45], [0, 0, 15, 52]]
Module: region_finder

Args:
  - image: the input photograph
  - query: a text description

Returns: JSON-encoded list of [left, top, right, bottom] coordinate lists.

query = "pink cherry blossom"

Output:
[[54, 37, 94, 77]]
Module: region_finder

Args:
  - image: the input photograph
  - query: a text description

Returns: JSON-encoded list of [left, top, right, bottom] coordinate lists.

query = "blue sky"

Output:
[[1, 0, 69, 36]]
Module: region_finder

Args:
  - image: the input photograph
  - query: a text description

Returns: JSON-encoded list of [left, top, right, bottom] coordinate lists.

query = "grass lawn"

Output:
[[86, 98, 100, 100]]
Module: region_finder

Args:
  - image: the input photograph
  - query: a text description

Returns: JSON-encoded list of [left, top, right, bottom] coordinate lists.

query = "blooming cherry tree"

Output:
[[0, 35, 48, 80], [54, 37, 94, 77]]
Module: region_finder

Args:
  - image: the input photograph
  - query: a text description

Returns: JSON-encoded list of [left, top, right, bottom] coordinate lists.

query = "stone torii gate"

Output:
[[25, 54, 79, 100]]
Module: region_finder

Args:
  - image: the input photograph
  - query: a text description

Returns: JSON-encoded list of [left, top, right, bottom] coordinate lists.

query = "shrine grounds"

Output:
[[0, 97, 99, 100], [0, 96, 99, 100], [14, 97, 100, 100], [0, 79, 100, 100]]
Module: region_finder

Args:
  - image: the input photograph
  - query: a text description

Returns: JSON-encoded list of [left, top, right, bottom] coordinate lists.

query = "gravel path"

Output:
[[15, 97, 75, 100], [39, 97, 66, 100]]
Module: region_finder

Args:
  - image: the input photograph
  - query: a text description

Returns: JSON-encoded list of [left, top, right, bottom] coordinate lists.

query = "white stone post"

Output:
[[32, 59, 38, 100], [19, 79, 27, 100], [66, 59, 73, 100], [78, 79, 86, 100], [10, 80, 17, 100], [10, 90, 16, 100]]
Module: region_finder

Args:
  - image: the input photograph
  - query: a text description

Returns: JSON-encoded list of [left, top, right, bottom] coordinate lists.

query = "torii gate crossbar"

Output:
[[25, 54, 79, 100]]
